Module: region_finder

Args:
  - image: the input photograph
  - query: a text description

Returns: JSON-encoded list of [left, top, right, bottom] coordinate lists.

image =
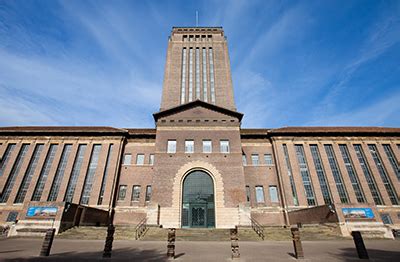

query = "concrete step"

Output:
[[57, 226, 137, 240]]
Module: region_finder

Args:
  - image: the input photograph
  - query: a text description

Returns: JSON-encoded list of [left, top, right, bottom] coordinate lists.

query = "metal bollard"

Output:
[[291, 227, 304, 259], [40, 228, 56, 257], [230, 226, 240, 259], [351, 231, 369, 259], [167, 228, 176, 259], [102, 224, 115, 258]]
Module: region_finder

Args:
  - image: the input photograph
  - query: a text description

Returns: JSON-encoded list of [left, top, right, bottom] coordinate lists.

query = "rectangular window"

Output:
[[6, 211, 18, 222], [202, 140, 212, 153], [181, 48, 187, 104], [123, 154, 132, 165], [264, 154, 273, 165], [48, 144, 72, 201], [209, 48, 215, 104], [294, 145, 316, 206], [220, 140, 230, 153], [195, 48, 200, 99], [202, 48, 208, 102], [98, 144, 113, 205], [242, 154, 247, 166], [136, 154, 145, 165], [353, 144, 383, 205], [185, 140, 194, 153], [309, 145, 332, 205], [32, 144, 58, 201], [131, 185, 141, 201], [145, 185, 152, 202], [368, 144, 398, 205], [269, 186, 279, 203], [80, 144, 102, 205], [167, 140, 177, 153], [188, 48, 193, 102], [246, 186, 250, 202], [282, 144, 299, 206], [380, 213, 393, 224], [0, 144, 30, 203], [339, 144, 366, 203], [15, 144, 44, 203], [382, 144, 400, 181], [251, 154, 259, 166], [0, 143, 16, 177], [117, 185, 127, 201], [64, 144, 87, 203], [324, 144, 349, 204], [255, 186, 265, 203], [149, 154, 154, 165]]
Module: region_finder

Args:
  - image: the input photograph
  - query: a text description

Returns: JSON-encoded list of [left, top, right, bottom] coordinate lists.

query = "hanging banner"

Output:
[[342, 208, 374, 219], [26, 206, 58, 217]]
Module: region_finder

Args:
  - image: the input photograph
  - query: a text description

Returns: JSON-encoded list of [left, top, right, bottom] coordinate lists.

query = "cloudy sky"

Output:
[[0, 0, 399, 128]]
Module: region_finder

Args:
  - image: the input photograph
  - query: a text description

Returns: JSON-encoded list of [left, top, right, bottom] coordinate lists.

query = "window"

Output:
[[185, 140, 194, 153], [203, 140, 212, 153], [80, 144, 102, 205], [167, 140, 176, 153], [118, 185, 127, 201], [64, 144, 87, 203], [282, 144, 299, 206], [294, 145, 316, 206], [220, 140, 230, 153], [251, 154, 259, 166], [380, 213, 393, 224], [202, 48, 208, 102], [309, 145, 332, 205], [242, 154, 247, 166], [255, 186, 265, 203], [136, 154, 145, 165], [6, 212, 18, 222], [145, 185, 152, 202], [209, 48, 215, 103], [0, 143, 16, 177], [188, 48, 193, 102], [123, 154, 132, 165], [131, 185, 141, 201], [149, 154, 154, 165], [195, 48, 200, 99], [181, 48, 187, 104], [48, 144, 72, 201], [98, 144, 113, 205], [264, 154, 273, 165], [382, 144, 400, 181], [246, 186, 250, 202], [269, 186, 279, 203]]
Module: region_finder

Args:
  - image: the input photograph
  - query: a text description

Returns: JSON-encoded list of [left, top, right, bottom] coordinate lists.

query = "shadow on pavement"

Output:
[[331, 248, 400, 262]]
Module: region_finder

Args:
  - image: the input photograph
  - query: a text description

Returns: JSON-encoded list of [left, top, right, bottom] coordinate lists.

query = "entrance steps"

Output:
[[57, 226, 136, 240], [342, 222, 394, 239]]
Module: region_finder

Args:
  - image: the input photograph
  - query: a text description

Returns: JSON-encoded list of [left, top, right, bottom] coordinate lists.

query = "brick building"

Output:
[[0, 27, 399, 237]]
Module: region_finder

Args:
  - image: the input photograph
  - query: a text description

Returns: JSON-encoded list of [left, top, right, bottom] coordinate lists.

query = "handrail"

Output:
[[135, 218, 148, 240], [250, 217, 264, 240]]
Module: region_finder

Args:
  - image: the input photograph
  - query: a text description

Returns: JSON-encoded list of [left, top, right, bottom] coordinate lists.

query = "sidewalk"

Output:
[[0, 238, 399, 261]]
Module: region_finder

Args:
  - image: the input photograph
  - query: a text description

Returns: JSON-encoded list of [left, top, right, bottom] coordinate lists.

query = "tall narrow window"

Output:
[[269, 186, 279, 203], [48, 144, 72, 201], [309, 145, 332, 205], [255, 186, 265, 203], [0, 144, 16, 177], [282, 144, 299, 206], [188, 48, 193, 102], [14, 144, 44, 203], [136, 154, 145, 165], [80, 144, 102, 205], [181, 48, 187, 104], [209, 48, 216, 104], [368, 144, 398, 205], [220, 140, 230, 153], [195, 48, 200, 99], [353, 144, 383, 205], [185, 140, 194, 153], [117, 185, 127, 201], [98, 144, 113, 205], [294, 145, 316, 206], [123, 154, 132, 165], [64, 144, 87, 203], [382, 144, 400, 181], [339, 144, 366, 203], [32, 144, 58, 201], [245, 185, 250, 202], [131, 185, 141, 201], [202, 140, 212, 153], [264, 154, 273, 165], [324, 145, 349, 204], [149, 154, 154, 165], [242, 154, 247, 166], [167, 140, 177, 153], [0, 144, 30, 203], [202, 48, 208, 102], [251, 154, 259, 166], [145, 185, 152, 202], [381, 213, 393, 224]]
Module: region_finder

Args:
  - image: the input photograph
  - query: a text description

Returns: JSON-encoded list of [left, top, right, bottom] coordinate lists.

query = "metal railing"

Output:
[[135, 218, 148, 240], [250, 217, 265, 240]]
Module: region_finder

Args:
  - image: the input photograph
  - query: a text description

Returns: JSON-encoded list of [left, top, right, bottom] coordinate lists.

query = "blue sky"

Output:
[[0, 0, 399, 128]]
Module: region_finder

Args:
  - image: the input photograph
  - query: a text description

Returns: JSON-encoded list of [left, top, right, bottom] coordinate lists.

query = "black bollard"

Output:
[[40, 228, 56, 257], [291, 227, 304, 259], [103, 224, 115, 258], [230, 226, 240, 259], [351, 231, 369, 259], [167, 228, 176, 259]]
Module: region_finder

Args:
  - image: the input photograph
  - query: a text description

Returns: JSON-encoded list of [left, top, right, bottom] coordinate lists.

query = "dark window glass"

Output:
[[380, 213, 393, 224], [145, 186, 152, 202], [324, 145, 349, 203], [98, 144, 113, 205], [6, 212, 18, 222], [131, 185, 141, 201], [382, 144, 400, 181], [64, 144, 87, 202], [294, 145, 316, 206], [48, 144, 72, 201], [309, 145, 332, 205], [245, 186, 250, 202], [118, 185, 127, 201], [0, 144, 16, 177], [80, 144, 102, 205], [283, 144, 298, 206]]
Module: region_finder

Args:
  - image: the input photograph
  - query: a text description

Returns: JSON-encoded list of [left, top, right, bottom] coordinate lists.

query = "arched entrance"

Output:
[[181, 170, 215, 228]]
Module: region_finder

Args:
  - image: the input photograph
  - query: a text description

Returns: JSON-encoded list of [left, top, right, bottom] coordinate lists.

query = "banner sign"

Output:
[[342, 208, 374, 219], [26, 207, 58, 217]]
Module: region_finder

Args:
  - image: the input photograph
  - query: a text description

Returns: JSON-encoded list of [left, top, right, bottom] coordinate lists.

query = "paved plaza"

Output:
[[0, 238, 400, 261]]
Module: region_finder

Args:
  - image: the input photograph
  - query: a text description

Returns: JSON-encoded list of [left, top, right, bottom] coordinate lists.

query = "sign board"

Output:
[[342, 208, 374, 219], [26, 207, 58, 217]]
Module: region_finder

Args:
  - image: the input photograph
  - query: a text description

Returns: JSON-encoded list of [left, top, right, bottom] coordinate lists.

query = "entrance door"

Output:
[[182, 171, 215, 228]]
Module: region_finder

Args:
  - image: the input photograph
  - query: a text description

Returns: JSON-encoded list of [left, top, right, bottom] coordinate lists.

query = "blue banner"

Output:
[[26, 206, 58, 217], [342, 208, 374, 219]]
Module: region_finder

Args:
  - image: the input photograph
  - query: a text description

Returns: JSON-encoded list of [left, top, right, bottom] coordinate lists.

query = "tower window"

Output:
[[167, 140, 177, 153], [188, 48, 193, 102], [185, 140, 194, 153], [264, 154, 273, 165], [123, 154, 132, 165], [145, 185, 152, 202], [117, 185, 127, 201], [203, 140, 212, 153], [136, 154, 145, 165], [220, 140, 230, 153], [209, 48, 215, 103], [255, 186, 265, 203], [181, 48, 187, 104], [269, 186, 279, 203], [131, 185, 141, 201], [251, 154, 259, 166]]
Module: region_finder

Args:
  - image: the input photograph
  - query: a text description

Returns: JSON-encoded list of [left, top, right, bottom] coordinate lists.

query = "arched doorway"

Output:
[[182, 170, 215, 228]]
